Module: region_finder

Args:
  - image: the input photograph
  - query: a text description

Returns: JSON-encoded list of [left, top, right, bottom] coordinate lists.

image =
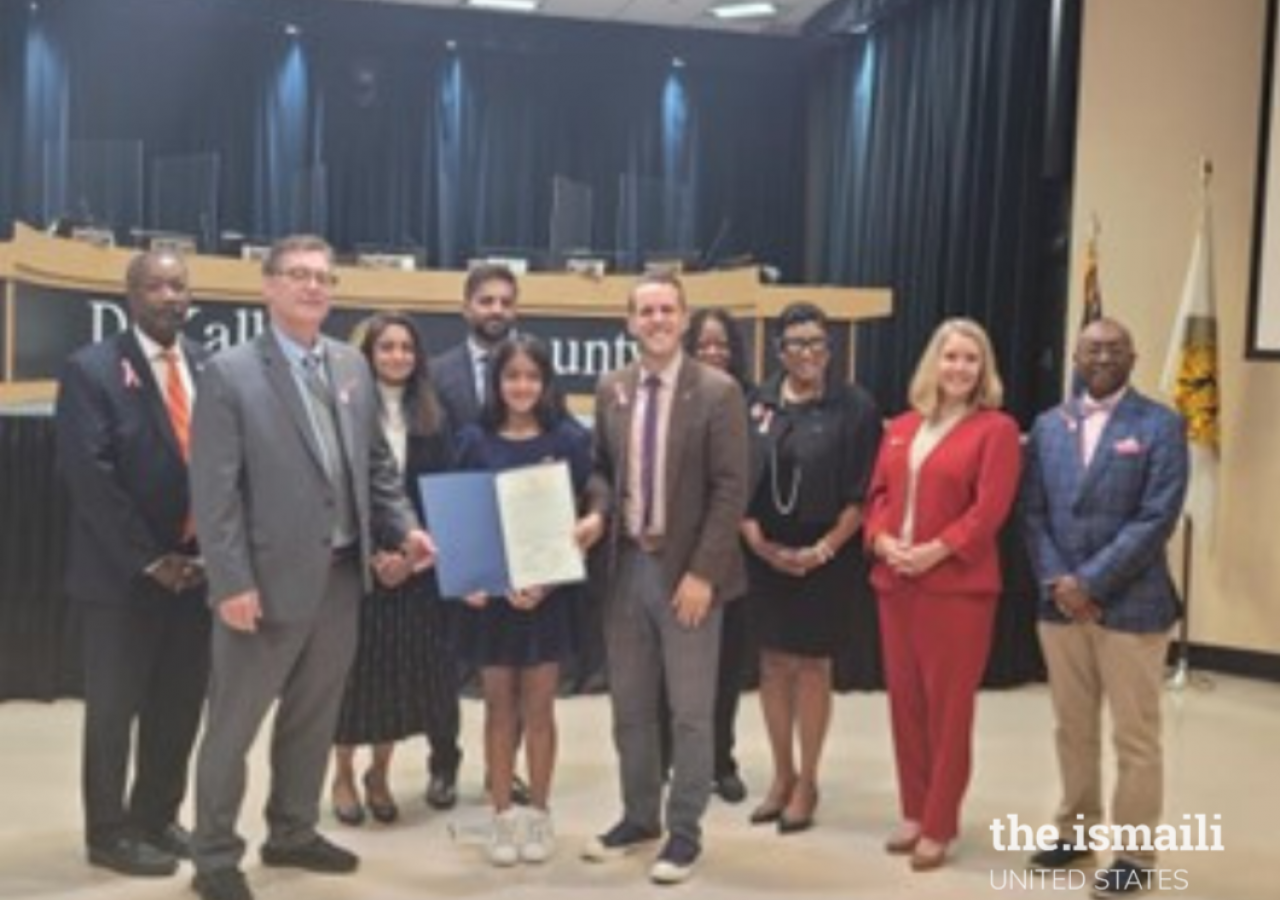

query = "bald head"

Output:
[[1074, 317, 1136, 399], [125, 250, 190, 348]]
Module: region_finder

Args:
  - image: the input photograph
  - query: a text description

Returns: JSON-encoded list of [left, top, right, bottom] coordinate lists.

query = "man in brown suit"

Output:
[[578, 272, 749, 885]]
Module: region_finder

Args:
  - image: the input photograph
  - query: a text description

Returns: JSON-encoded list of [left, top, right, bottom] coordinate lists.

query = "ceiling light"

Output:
[[710, 2, 779, 21], [284, 23, 302, 37], [464, 0, 541, 12]]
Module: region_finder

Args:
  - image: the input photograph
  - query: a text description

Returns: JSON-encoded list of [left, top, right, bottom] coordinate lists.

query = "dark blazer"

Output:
[[432, 343, 481, 429], [1021, 389, 1188, 632], [56, 330, 209, 607], [590, 358, 749, 601], [190, 331, 417, 622], [864, 408, 1022, 597]]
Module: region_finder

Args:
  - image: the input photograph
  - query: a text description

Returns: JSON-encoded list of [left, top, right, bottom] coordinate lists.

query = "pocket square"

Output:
[[1113, 436, 1143, 455]]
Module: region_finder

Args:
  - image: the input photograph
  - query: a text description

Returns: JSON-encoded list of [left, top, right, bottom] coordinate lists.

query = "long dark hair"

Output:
[[479, 335, 568, 433], [686, 306, 750, 388], [357, 312, 442, 436]]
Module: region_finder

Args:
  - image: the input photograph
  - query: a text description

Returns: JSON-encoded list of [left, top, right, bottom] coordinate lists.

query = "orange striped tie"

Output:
[[161, 350, 191, 461], [162, 350, 195, 542]]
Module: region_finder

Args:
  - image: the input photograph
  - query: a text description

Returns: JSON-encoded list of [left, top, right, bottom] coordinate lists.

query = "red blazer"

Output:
[[864, 408, 1021, 597]]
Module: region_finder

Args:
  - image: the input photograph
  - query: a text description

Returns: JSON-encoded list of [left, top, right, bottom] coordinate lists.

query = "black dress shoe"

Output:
[[87, 835, 177, 877], [193, 868, 254, 900], [714, 772, 748, 804], [1030, 839, 1094, 868], [425, 771, 457, 810], [142, 823, 192, 859], [260, 834, 359, 874]]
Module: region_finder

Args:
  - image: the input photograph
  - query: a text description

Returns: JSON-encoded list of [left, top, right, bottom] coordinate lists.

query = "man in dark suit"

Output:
[[1022, 318, 1189, 898], [187, 235, 434, 900], [579, 272, 749, 885], [425, 262, 520, 810], [432, 262, 519, 430], [55, 249, 211, 878]]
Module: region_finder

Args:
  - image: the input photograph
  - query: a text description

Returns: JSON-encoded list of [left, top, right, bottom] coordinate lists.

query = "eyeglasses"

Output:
[[780, 336, 829, 355], [274, 267, 339, 289], [696, 339, 731, 353]]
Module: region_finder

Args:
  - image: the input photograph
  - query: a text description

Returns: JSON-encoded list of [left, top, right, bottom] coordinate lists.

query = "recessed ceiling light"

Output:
[[464, 0, 541, 12], [284, 23, 302, 37], [671, 57, 687, 69], [710, 2, 779, 21]]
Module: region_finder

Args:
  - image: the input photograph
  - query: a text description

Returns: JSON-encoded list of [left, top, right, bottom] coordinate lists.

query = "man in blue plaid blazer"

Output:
[[1021, 318, 1188, 898]]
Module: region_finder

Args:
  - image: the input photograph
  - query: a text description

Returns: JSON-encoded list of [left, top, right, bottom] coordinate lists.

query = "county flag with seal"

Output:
[[1160, 188, 1220, 546]]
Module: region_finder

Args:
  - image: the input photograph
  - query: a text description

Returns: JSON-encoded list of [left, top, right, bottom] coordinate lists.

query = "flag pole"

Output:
[[1167, 156, 1216, 692]]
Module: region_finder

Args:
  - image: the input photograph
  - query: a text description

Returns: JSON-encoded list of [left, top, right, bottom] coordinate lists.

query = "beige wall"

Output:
[[1072, 0, 1278, 653]]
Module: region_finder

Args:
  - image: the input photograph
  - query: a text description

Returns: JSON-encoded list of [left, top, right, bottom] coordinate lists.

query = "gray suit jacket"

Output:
[[589, 358, 749, 601], [190, 331, 416, 622]]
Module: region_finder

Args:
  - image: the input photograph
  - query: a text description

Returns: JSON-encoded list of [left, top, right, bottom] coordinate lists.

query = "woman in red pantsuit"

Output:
[[864, 318, 1021, 871]]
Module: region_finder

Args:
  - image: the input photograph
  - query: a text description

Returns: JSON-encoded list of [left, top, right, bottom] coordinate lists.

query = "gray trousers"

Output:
[[604, 545, 723, 845], [192, 558, 361, 873]]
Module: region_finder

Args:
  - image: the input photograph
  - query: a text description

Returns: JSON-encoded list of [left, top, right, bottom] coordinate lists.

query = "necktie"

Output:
[[301, 353, 358, 544], [160, 349, 195, 541], [160, 349, 190, 462], [639, 374, 662, 533], [1078, 396, 1114, 467], [475, 352, 489, 405]]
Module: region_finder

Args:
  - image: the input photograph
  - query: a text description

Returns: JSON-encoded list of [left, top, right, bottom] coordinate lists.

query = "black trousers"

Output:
[[80, 587, 210, 846], [659, 596, 748, 779]]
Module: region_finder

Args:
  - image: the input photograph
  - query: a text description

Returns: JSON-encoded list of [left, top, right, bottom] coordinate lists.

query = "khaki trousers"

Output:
[[1036, 621, 1169, 866]]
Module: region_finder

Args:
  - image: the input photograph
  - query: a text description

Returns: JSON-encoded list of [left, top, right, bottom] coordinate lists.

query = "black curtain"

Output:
[[0, 417, 78, 701], [806, 0, 1066, 425], [805, 0, 1065, 687], [2, 0, 808, 273], [0, 2, 23, 238]]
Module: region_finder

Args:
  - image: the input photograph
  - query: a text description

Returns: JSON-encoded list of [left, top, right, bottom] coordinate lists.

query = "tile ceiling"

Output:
[[340, 0, 835, 36]]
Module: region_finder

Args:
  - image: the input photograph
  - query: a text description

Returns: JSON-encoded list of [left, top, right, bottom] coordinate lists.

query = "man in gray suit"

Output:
[[188, 235, 434, 900], [579, 272, 749, 885]]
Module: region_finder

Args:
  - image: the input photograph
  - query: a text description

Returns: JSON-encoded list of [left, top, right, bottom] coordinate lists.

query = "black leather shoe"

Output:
[[142, 823, 192, 859], [1030, 839, 1094, 869], [425, 771, 457, 810], [260, 835, 359, 874], [192, 868, 254, 900], [87, 835, 177, 877], [714, 772, 748, 804]]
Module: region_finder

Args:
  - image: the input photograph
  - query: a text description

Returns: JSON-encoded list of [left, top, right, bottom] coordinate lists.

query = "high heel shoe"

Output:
[[777, 781, 818, 835], [363, 770, 399, 824], [884, 822, 922, 855], [749, 779, 795, 826], [331, 779, 365, 827], [909, 837, 949, 871]]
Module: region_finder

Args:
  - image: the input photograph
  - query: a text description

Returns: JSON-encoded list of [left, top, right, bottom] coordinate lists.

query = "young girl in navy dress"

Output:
[[453, 335, 595, 866]]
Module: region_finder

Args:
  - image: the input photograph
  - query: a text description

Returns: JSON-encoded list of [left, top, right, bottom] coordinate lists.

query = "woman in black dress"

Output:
[[742, 302, 882, 833], [329, 313, 459, 826]]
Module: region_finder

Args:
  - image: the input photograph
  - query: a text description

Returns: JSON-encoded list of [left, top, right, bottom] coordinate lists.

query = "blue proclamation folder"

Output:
[[418, 472, 511, 598]]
